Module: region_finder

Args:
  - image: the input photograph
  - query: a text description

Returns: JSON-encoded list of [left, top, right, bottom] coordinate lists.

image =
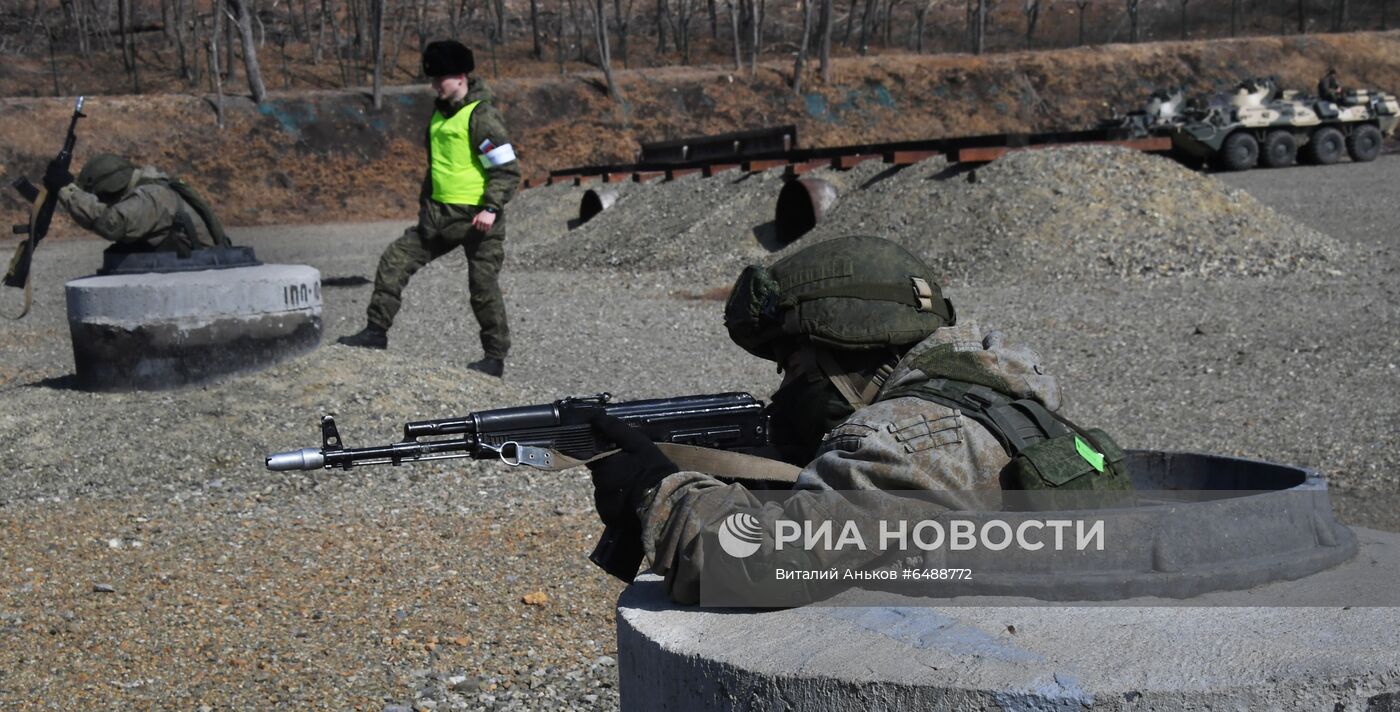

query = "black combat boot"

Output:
[[336, 325, 388, 349], [467, 357, 505, 378]]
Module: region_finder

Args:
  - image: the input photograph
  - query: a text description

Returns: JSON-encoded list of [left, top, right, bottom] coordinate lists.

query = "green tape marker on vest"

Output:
[[1075, 436, 1105, 472]]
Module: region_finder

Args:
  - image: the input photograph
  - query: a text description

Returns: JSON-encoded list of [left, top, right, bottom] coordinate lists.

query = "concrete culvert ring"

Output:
[[579, 188, 618, 224], [616, 452, 1400, 711], [775, 178, 838, 244], [66, 262, 323, 391]]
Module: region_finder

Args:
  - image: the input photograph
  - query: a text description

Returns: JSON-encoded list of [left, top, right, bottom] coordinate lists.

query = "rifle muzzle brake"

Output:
[[265, 448, 326, 471]]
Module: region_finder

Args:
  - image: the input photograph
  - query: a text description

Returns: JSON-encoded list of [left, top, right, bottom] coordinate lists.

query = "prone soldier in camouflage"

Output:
[[586, 236, 1085, 604], [55, 153, 229, 254], [339, 40, 521, 378]]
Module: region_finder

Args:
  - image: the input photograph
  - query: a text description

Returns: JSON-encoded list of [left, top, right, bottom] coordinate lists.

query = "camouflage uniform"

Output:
[[365, 78, 521, 360], [1318, 71, 1342, 103], [637, 321, 1063, 604], [58, 166, 217, 252]]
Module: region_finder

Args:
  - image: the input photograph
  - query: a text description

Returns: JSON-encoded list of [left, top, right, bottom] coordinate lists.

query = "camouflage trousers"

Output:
[[366, 200, 510, 359]]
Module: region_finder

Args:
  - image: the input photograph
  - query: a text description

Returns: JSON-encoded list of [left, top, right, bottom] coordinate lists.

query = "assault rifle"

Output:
[[266, 392, 775, 581], [5, 96, 86, 319]]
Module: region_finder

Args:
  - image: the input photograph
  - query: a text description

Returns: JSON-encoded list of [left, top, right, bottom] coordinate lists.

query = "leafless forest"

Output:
[[0, 0, 1395, 100]]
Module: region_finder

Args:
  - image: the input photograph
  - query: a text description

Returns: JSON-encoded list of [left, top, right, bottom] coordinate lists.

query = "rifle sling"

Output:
[[544, 443, 801, 484], [3, 186, 46, 321]]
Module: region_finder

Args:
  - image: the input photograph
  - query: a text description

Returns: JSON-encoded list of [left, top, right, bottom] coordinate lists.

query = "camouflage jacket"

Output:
[[421, 78, 521, 213], [638, 321, 1064, 604], [58, 167, 216, 249]]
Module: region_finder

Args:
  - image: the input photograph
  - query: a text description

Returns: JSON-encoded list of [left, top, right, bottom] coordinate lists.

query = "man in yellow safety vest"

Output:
[[338, 40, 521, 378]]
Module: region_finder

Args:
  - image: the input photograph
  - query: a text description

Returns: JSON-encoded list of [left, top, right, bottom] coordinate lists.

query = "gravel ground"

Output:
[[1, 151, 1398, 710]]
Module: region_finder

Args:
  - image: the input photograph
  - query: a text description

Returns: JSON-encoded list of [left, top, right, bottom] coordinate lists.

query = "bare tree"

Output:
[[1126, 0, 1140, 41], [492, 0, 508, 41], [727, 0, 741, 68], [884, 0, 903, 46], [556, 0, 568, 73], [1075, 0, 1089, 44], [614, 0, 637, 66], [569, 0, 586, 60], [210, 0, 226, 127], [857, 0, 876, 53], [119, 0, 141, 92], [386, 1, 412, 78], [1023, 0, 1043, 47], [747, 0, 759, 76], [1229, 0, 1240, 35], [1178, 0, 1188, 37], [225, 1, 237, 82], [314, 0, 328, 64], [173, 0, 194, 82], [371, 0, 383, 108], [590, 0, 623, 101], [529, 0, 544, 58], [655, 0, 670, 51], [328, 0, 350, 85], [1328, 0, 1346, 29], [46, 29, 63, 96], [1383, 0, 1390, 29], [162, 0, 176, 40], [229, 0, 267, 102], [968, 0, 990, 53], [61, 0, 91, 57], [843, 0, 856, 44], [189, 0, 204, 86], [818, 0, 832, 81], [792, 0, 815, 93], [912, 0, 930, 51], [670, 0, 698, 63]]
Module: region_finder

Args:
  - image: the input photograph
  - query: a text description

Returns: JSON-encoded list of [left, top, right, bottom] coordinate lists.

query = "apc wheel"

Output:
[[1347, 124, 1383, 162], [1260, 130, 1298, 168], [1303, 126, 1346, 165], [1217, 132, 1259, 171]]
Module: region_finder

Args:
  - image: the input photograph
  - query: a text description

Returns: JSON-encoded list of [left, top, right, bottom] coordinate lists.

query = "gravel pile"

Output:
[[882, 145, 1348, 281], [518, 146, 1351, 287], [0, 155, 1397, 710], [518, 168, 792, 284], [507, 182, 595, 251]]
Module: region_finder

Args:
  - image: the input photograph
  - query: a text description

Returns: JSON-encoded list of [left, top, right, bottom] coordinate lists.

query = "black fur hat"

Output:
[[422, 40, 475, 77]]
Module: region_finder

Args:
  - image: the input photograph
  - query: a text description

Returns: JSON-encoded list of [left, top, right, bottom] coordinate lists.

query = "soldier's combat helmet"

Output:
[[724, 235, 955, 362], [76, 153, 137, 202]]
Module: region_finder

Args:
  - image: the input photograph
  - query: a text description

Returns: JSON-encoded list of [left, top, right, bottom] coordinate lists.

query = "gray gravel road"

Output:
[[1217, 154, 1400, 248], [1, 151, 1397, 710]]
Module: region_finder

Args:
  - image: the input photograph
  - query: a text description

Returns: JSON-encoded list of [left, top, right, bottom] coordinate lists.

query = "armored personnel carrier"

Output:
[[1101, 86, 1187, 138], [1168, 77, 1399, 171]]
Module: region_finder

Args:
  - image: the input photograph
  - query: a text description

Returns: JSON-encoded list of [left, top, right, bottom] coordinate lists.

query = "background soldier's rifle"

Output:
[[5, 96, 86, 320], [266, 391, 791, 582]]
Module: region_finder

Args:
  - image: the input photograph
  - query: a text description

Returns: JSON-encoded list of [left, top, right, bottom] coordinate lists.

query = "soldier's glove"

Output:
[[42, 160, 73, 192], [586, 413, 679, 530]]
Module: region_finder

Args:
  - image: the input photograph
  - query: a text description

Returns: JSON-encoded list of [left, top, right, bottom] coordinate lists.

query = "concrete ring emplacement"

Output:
[[774, 177, 838, 244]]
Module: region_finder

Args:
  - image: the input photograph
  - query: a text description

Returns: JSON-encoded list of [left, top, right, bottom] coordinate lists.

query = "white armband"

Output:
[[479, 140, 517, 167]]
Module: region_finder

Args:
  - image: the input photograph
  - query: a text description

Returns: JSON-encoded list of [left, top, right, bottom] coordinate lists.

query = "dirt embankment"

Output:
[[3, 31, 1399, 229]]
